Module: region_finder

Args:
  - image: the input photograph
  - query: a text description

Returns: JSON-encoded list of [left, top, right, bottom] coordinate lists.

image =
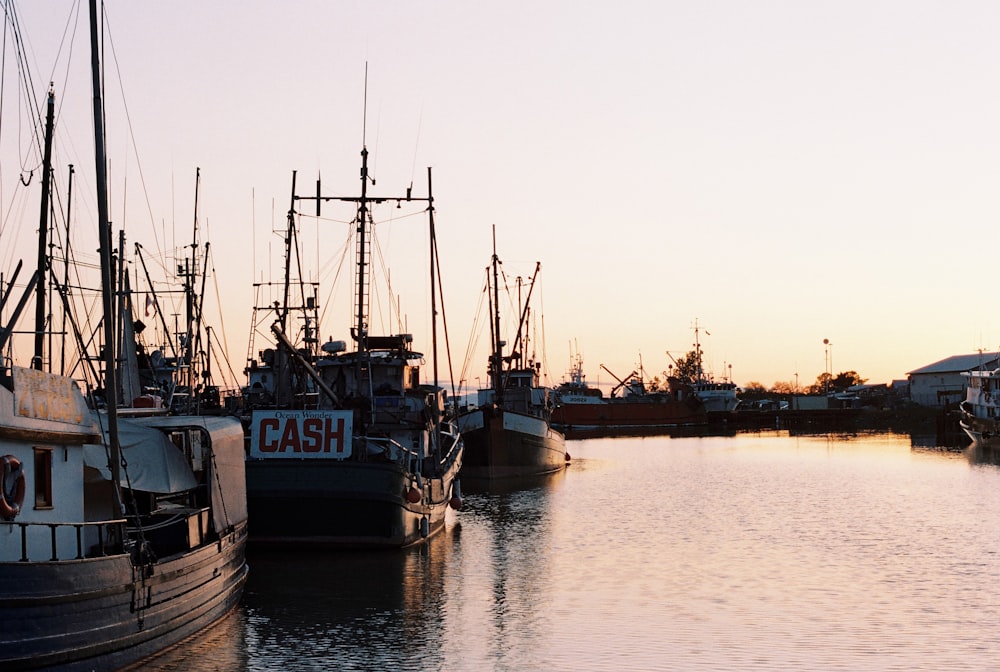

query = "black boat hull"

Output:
[[459, 407, 566, 480], [246, 459, 459, 548], [0, 523, 248, 672]]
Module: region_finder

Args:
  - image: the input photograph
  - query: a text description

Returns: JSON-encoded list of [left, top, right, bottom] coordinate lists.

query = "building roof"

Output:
[[907, 353, 1000, 376]]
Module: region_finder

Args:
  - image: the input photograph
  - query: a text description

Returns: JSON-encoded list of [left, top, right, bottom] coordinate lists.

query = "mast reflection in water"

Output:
[[138, 432, 1000, 671]]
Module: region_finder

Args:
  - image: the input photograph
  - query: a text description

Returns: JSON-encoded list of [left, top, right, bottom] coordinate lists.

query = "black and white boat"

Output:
[[0, 4, 247, 669], [959, 367, 1000, 444], [457, 229, 567, 481], [242, 143, 463, 548]]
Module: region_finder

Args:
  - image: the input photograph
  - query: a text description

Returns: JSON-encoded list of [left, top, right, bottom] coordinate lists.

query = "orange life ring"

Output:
[[0, 454, 26, 521]]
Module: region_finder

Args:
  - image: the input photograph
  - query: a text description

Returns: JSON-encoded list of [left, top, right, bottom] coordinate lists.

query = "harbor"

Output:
[[136, 430, 1000, 671], [3, 2, 1000, 670]]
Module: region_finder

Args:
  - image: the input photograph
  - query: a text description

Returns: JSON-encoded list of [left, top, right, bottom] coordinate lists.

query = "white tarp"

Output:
[[84, 417, 197, 494]]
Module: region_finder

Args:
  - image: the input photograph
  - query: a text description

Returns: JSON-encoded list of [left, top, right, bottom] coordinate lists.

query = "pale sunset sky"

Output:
[[2, 1, 998, 394]]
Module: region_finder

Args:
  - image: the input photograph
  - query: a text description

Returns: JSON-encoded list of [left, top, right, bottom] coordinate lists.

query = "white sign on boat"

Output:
[[249, 410, 353, 458]]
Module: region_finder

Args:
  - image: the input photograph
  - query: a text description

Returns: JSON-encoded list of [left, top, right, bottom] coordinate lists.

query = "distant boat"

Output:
[[242, 145, 463, 548], [677, 320, 741, 420], [551, 353, 706, 438], [959, 368, 1000, 444], [693, 380, 741, 416], [457, 229, 567, 481], [0, 5, 247, 668]]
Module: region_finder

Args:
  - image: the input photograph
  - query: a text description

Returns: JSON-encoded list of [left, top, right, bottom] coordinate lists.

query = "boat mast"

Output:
[[693, 318, 704, 384], [280, 171, 297, 335], [61, 164, 74, 375], [185, 168, 200, 404], [503, 262, 540, 384], [355, 146, 371, 351], [427, 167, 439, 389], [90, 0, 124, 514], [490, 225, 502, 403], [32, 87, 55, 371]]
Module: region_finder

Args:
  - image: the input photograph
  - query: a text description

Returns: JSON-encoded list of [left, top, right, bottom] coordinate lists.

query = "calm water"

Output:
[[142, 431, 1000, 671]]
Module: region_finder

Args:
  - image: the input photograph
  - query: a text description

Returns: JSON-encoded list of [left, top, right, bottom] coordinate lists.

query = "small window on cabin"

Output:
[[33, 447, 53, 509]]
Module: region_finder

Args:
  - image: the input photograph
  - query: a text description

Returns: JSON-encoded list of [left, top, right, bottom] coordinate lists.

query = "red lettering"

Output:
[[327, 417, 346, 454], [279, 419, 301, 452], [255, 414, 350, 457], [258, 418, 281, 452], [302, 418, 323, 452]]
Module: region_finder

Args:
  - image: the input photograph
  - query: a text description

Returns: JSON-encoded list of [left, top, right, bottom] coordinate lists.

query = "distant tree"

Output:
[[832, 371, 866, 391], [666, 350, 701, 384], [807, 372, 832, 395], [771, 380, 796, 395], [807, 370, 866, 394], [742, 381, 768, 397]]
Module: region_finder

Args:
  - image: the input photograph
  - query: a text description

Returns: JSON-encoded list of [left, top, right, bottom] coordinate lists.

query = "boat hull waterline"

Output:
[[459, 407, 567, 480]]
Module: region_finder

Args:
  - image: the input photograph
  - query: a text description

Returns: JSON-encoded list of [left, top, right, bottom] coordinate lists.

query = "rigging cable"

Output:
[[100, 7, 166, 261]]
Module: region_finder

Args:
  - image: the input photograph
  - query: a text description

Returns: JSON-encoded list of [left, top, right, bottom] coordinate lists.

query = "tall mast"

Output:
[[693, 318, 704, 384], [90, 0, 123, 513], [61, 164, 74, 375], [185, 167, 200, 402], [356, 146, 370, 351], [427, 167, 438, 389], [33, 87, 55, 371], [490, 225, 502, 402], [289, 139, 431, 353], [280, 171, 297, 334]]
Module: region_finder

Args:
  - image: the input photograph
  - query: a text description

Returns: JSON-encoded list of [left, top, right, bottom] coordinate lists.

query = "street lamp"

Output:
[[823, 338, 833, 396]]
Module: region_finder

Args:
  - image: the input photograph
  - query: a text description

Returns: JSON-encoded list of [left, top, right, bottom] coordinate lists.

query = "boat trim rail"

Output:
[[4, 518, 126, 562]]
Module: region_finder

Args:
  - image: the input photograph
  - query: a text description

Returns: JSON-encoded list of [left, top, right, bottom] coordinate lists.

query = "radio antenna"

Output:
[[362, 62, 368, 148]]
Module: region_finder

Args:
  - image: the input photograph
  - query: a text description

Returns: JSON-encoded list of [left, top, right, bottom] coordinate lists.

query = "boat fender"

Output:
[[420, 516, 429, 538], [406, 485, 422, 504], [449, 480, 463, 510], [0, 455, 26, 520]]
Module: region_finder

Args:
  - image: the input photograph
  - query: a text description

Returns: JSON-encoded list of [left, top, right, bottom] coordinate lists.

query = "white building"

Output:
[[907, 353, 1000, 407]]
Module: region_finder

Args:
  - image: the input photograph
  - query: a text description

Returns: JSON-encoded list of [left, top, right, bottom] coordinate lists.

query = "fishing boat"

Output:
[[551, 353, 706, 438], [0, 4, 247, 669], [242, 144, 463, 548], [959, 367, 1000, 444], [457, 230, 567, 481], [692, 380, 741, 417], [0, 370, 248, 672], [673, 320, 741, 420]]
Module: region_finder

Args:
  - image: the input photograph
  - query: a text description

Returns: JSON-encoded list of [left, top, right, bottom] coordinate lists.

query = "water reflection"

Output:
[[460, 466, 567, 495], [242, 529, 453, 670], [448, 470, 564, 670], [121, 432, 1000, 671], [124, 604, 250, 670], [965, 442, 1000, 468]]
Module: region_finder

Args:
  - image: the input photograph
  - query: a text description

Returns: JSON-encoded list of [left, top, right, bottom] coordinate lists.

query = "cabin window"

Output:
[[33, 447, 53, 509]]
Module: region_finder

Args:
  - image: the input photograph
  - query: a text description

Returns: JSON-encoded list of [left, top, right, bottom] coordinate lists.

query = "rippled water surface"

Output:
[[143, 432, 1000, 671]]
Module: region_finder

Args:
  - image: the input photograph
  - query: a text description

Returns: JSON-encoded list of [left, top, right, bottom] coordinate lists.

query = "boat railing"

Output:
[[360, 415, 462, 473], [3, 518, 126, 562], [438, 418, 463, 466], [364, 435, 422, 470]]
